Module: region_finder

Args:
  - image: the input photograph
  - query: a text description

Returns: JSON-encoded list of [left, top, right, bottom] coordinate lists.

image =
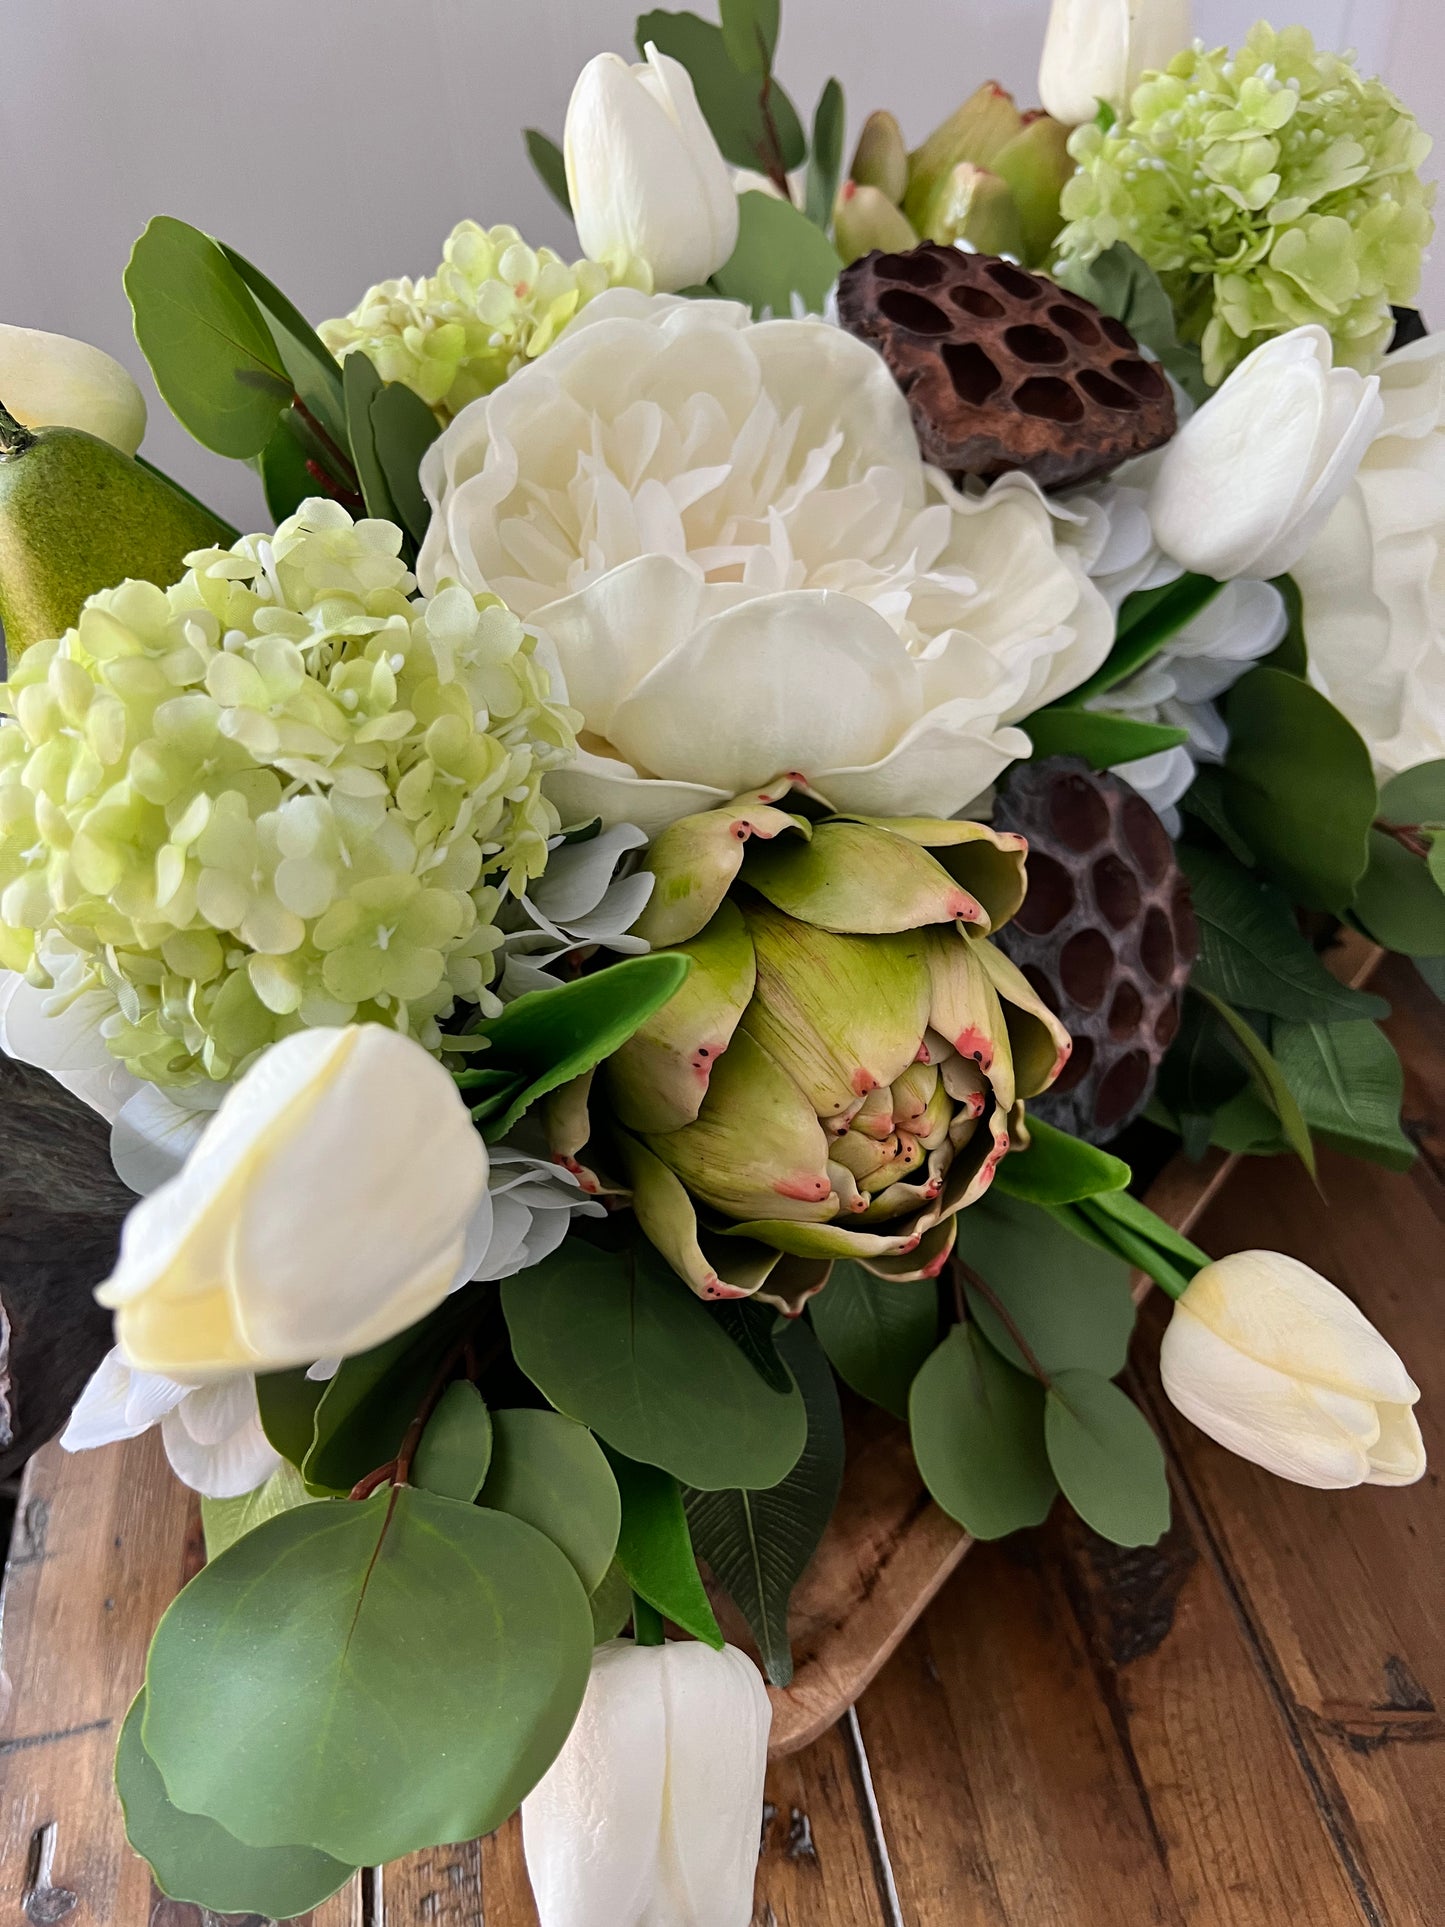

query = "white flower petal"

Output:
[[0, 971, 142, 1124], [110, 1085, 213, 1196]]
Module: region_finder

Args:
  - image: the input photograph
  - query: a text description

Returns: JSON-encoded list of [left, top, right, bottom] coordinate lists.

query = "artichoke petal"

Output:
[[756, 1253, 832, 1317], [540, 1070, 622, 1200], [743, 820, 988, 935], [861, 1216, 957, 1283], [837, 815, 1030, 933], [924, 930, 1017, 1112], [632, 801, 807, 948], [618, 1132, 781, 1301], [969, 936, 1073, 1098], [721, 1215, 934, 1263], [606, 901, 756, 1134]]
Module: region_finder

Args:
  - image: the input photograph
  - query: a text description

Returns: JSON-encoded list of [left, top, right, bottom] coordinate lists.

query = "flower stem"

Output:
[[631, 1594, 666, 1647], [1375, 818, 1433, 860], [0, 400, 36, 461]]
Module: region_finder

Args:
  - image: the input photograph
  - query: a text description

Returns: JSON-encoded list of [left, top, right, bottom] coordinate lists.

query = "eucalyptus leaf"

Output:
[[956, 1194, 1136, 1380], [344, 351, 400, 524], [201, 1462, 315, 1562], [126, 215, 292, 457], [806, 79, 846, 228], [909, 1324, 1056, 1541], [1062, 574, 1224, 707], [636, 11, 805, 171], [142, 1490, 593, 1866], [413, 1381, 493, 1502], [1357, 764, 1445, 954], [117, 1694, 355, 1920], [808, 1259, 939, 1420], [478, 1408, 621, 1592], [257, 412, 316, 523], [305, 1297, 475, 1494], [503, 1237, 807, 1490], [219, 242, 347, 448], [1200, 991, 1315, 1175], [1222, 668, 1377, 912], [1022, 707, 1189, 769], [712, 192, 842, 318], [525, 129, 573, 216], [369, 377, 442, 549], [719, 0, 780, 73], [589, 1560, 635, 1643], [254, 1367, 325, 1468], [1054, 244, 1208, 401], [1274, 1019, 1414, 1171], [992, 1116, 1131, 1206], [604, 1447, 724, 1647], [684, 1320, 844, 1686], [1045, 1371, 1170, 1548]]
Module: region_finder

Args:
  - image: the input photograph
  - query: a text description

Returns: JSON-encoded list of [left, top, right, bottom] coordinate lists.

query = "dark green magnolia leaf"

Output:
[[1182, 766, 1256, 866], [525, 129, 573, 216], [808, 1259, 939, 1420], [254, 1367, 325, 1468], [305, 1296, 475, 1493], [1063, 573, 1224, 707], [589, 1560, 634, 1642], [369, 378, 442, 549], [478, 1408, 620, 1592], [503, 1237, 807, 1489], [1266, 573, 1309, 675], [413, 1381, 493, 1502], [1022, 707, 1189, 769], [719, 0, 780, 73], [684, 1321, 844, 1687], [1054, 245, 1209, 402], [637, 11, 805, 171], [201, 1462, 315, 1562], [1156, 990, 1250, 1144], [806, 79, 846, 228], [219, 242, 347, 448], [712, 1298, 791, 1393], [126, 215, 292, 458], [1045, 1370, 1170, 1548], [712, 192, 842, 317], [1200, 991, 1315, 1176], [461, 954, 691, 1140], [142, 1490, 592, 1867], [1222, 668, 1377, 912], [1274, 1019, 1414, 1171], [1180, 846, 1388, 1024], [909, 1324, 1056, 1540], [604, 1448, 724, 1647], [1209, 1086, 1291, 1157], [993, 1116, 1131, 1206], [117, 1694, 355, 1920], [956, 1194, 1135, 1379], [257, 411, 315, 523]]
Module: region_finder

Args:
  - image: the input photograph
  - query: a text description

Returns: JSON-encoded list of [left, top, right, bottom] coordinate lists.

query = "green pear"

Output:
[[0, 400, 234, 664]]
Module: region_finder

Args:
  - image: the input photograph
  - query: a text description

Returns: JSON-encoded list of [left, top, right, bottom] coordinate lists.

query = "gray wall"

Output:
[[1, 0, 1440, 530]]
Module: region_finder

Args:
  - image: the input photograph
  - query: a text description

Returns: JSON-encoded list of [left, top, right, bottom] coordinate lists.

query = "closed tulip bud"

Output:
[[563, 45, 740, 292], [0, 323, 146, 455], [1150, 326, 1383, 581], [1160, 1251, 1427, 1490], [1038, 0, 1194, 127], [991, 114, 1075, 265], [904, 82, 1024, 230], [97, 1026, 489, 1377], [915, 163, 1024, 259], [850, 110, 910, 205], [833, 181, 920, 266], [522, 1639, 771, 1927]]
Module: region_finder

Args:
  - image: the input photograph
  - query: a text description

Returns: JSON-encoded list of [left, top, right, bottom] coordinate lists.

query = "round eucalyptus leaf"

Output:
[[478, 1408, 620, 1593], [413, 1382, 493, 1503], [909, 1325, 1056, 1541], [1045, 1370, 1170, 1549]]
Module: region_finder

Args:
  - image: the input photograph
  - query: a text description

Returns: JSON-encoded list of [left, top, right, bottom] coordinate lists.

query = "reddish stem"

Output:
[[955, 1257, 1053, 1388]]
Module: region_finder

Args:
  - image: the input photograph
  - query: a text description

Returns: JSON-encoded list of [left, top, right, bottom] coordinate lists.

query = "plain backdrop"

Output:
[[1, 0, 1441, 527]]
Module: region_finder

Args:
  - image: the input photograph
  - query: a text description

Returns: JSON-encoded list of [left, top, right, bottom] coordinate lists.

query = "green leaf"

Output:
[[126, 216, 292, 458], [604, 1448, 724, 1647], [1180, 846, 1388, 1024], [1274, 1019, 1415, 1171], [909, 1324, 1056, 1541], [1070, 1199, 1199, 1297], [1222, 668, 1377, 912], [305, 1298, 474, 1494], [1375, 758, 1445, 823], [143, 1491, 592, 1867], [684, 1320, 844, 1686], [805, 78, 846, 228], [636, 11, 805, 170], [413, 1381, 493, 1502], [254, 1367, 325, 1468], [1182, 765, 1255, 866], [525, 128, 573, 216], [369, 378, 442, 550], [589, 1560, 634, 1642], [808, 1259, 939, 1420], [1022, 707, 1189, 769], [1155, 990, 1250, 1145], [711, 191, 843, 317], [1200, 991, 1315, 1175], [201, 1462, 315, 1562], [257, 412, 316, 523], [1266, 573, 1309, 676], [503, 1237, 807, 1490], [1081, 1186, 1210, 1274], [218, 242, 347, 448], [719, 0, 780, 73], [1061, 574, 1224, 708], [1357, 764, 1445, 954], [992, 1115, 1131, 1205], [478, 1408, 621, 1592], [344, 351, 403, 526], [1416, 955, 1445, 1000], [956, 1194, 1136, 1379], [116, 1694, 354, 1920], [1054, 244, 1209, 402], [463, 953, 692, 1139], [1045, 1371, 1170, 1548], [712, 1298, 792, 1393]]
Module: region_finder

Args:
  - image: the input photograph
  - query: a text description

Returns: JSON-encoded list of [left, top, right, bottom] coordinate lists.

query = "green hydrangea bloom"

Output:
[[319, 222, 623, 417], [0, 500, 579, 1086], [1056, 25, 1436, 385]]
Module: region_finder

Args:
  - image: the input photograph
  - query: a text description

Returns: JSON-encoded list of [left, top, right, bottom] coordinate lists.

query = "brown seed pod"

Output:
[[836, 243, 1178, 490], [991, 758, 1199, 1144]]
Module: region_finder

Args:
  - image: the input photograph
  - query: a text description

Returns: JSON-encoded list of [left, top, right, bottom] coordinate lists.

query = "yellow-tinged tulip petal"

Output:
[[0, 324, 147, 454]]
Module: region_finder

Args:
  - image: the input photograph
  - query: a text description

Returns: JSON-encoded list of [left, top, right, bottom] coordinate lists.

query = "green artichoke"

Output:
[[549, 784, 1072, 1312]]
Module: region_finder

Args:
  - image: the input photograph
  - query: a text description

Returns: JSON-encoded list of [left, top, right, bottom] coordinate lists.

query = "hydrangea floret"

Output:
[[0, 500, 578, 1086], [1056, 24, 1436, 386], [319, 221, 619, 418]]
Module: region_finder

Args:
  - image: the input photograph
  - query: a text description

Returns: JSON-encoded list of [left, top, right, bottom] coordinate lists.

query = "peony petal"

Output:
[[532, 556, 711, 739], [817, 704, 1031, 821], [546, 747, 730, 840]]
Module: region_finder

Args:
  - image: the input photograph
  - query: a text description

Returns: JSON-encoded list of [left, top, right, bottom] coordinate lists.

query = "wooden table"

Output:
[[1, 955, 1441, 1927]]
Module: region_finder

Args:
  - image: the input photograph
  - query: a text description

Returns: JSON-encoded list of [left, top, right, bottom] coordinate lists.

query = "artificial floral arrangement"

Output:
[[0, 0, 1438, 1918]]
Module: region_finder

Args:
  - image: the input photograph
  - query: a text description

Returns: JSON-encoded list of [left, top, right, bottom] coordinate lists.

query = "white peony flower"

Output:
[[61, 1350, 280, 1500], [0, 323, 147, 454], [419, 291, 1114, 834], [1038, 0, 1194, 128], [1149, 326, 1383, 582], [1294, 331, 1445, 775]]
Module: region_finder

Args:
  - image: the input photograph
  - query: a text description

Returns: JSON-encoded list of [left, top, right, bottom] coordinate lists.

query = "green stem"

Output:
[[631, 1594, 666, 1647], [0, 399, 36, 461]]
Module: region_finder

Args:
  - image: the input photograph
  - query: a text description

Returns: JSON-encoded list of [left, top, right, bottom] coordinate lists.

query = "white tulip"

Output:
[[522, 1639, 770, 1927], [1159, 1251, 1427, 1490], [96, 1025, 489, 1378], [0, 323, 147, 454], [1038, 0, 1194, 127], [1149, 326, 1383, 582], [564, 46, 740, 293]]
